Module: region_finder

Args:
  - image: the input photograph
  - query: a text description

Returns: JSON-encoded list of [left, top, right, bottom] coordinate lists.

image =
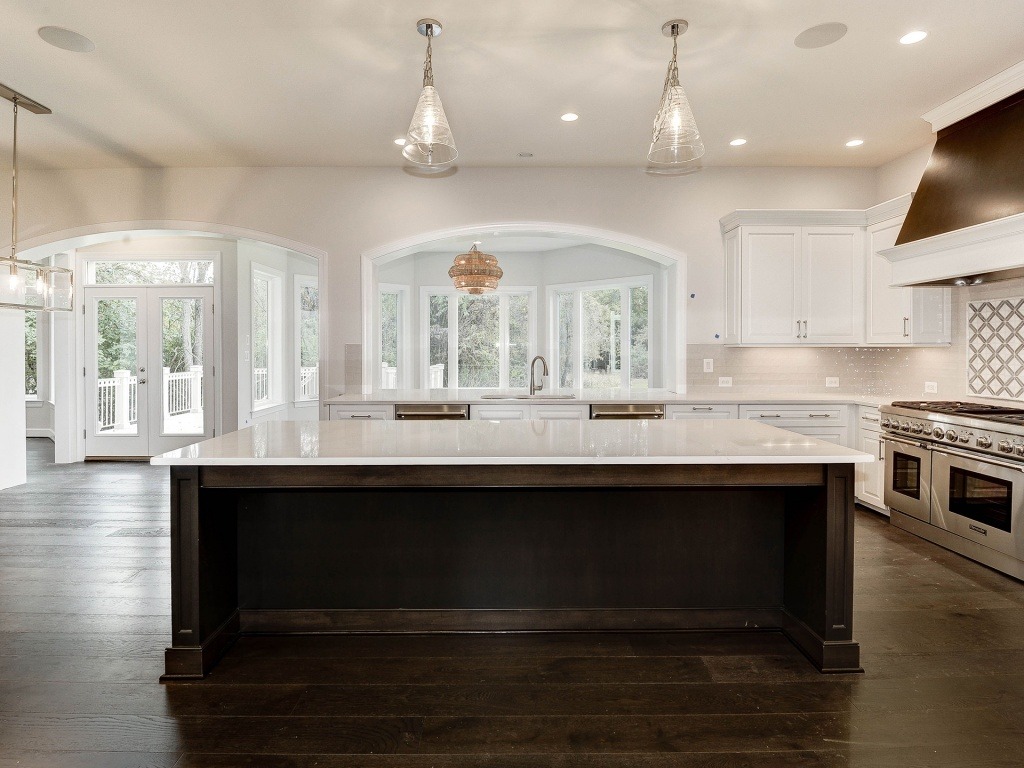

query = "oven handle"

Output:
[[882, 435, 929, 450], [930, 444, 1024, 474]]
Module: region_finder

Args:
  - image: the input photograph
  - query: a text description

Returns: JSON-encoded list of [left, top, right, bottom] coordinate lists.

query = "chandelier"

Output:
[[648, 20, 705, 167], [402, 19, 458, 168], [0, 82, 73, 312], [448, 242, 502, 294]]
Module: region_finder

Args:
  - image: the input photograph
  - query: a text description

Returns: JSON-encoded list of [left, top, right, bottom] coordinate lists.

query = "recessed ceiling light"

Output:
[[846, 139, 864, 147], [394, 138, 407, 146], [794, 22, 848, 49], [729, 138, 747, 146], [560, 113, 579, 122], [38, 26, 95, 53], [517, 152, 534, 158], [899, 30, 928, 45]]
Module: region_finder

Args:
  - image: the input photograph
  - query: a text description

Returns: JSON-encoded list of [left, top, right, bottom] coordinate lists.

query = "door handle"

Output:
[[138, 379, 147, 385], [139, 367, 146, 373]]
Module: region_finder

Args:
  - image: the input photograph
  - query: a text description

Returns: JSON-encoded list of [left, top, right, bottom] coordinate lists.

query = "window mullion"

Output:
[[574, 290, 583, 389], [620, 287, 631, 390], [498, 295, 509, 389], [449, 294, 459, 390]]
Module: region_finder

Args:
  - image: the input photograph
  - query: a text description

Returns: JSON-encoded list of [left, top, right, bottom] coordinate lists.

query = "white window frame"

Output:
[[83, 254, 217, 287], [378, 283, 411, 389], [547, 275, 653, 390], [419, 286, 537, 390], [251, 264, 284, 411], [293, 275, 319, 404]]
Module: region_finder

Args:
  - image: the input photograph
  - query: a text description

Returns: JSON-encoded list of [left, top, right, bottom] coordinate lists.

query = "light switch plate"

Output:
[[825, 377, 840, 388], [703, 358, 714, 373], [718, 376, 732, 387], [925, 381, 938, 394]]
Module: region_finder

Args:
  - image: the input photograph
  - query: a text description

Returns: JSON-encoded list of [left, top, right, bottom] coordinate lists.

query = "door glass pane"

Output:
[[581, 288, 621, 389], [252, 276, 271, 405], [380, 292, 400, 388], [161, 298, 205, 435], [630, 285, 649, 390], [25, 312, 38, 397], [95, 298, 139, 435], [508, 294, 529, 389], [298, 285, 319, 400], [428, 295, 449, 388], [557, 292, 574, 388], [90, 261, 214, 285], [892, 452, 920, 499], [458, 295, 499, 388], [948, 467, 1013, 532]]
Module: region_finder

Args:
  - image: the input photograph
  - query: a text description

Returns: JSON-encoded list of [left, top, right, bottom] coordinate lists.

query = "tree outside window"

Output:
[[25, 312, 38, 397]]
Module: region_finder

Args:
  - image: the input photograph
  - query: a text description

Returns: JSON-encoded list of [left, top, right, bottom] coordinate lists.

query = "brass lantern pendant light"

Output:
[[648, 20, 705, 166], [403, 18, 458, 168], [0, 82, 73, 312], [448, 242, 502, 295]]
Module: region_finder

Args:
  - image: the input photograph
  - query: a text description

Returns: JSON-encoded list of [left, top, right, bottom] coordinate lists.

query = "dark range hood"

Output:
[[897, 89, 1024, 246]]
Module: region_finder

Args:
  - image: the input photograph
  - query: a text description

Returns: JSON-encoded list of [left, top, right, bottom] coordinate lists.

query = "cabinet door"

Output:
[[741, 227, 801, 344], [470, 404, 530, 421], [803, 227, 864, 344], [856, 431, 886, 511], [866, 218, 913, 344], [666, 404, 738, 419], [328, 405, 394, 420], [722, 229, 741, 345], [531, 404, 589, 420]]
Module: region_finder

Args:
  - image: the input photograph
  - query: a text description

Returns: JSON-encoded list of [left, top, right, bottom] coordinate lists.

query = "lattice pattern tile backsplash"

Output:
[[968, 297, 1024, 400]]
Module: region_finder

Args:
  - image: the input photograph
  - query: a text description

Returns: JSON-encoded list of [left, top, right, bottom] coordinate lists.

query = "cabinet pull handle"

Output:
[[808, 413, 830, 418], [759, 414, 782, 418], [903, 317, 910, 337], [803, 320, 808, 338], [691, 406, 714, 411], [796, 320, 801, 338], [862, 416, 880, 423], [349, 414, 373, 419], [878, 440, 884, 461]]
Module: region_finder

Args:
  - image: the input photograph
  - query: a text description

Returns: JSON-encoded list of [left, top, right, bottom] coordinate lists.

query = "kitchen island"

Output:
[[153, 418, 871, 679]]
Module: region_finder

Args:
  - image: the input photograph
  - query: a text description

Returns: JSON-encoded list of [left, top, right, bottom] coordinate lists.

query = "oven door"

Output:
[[883, 436, 932, 522], [931, 448, 1024, 559]]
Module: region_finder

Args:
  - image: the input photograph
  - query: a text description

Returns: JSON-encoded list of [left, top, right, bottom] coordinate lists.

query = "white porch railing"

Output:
[[97, 367, 203, 433], [429, 364, 445, 389], [253, 367, 269, 403], [300, 366, 319, 399], [381, 364, 397, 389]]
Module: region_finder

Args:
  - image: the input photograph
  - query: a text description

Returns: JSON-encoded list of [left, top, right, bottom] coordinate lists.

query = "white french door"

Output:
[[85, 286, 215, 458]]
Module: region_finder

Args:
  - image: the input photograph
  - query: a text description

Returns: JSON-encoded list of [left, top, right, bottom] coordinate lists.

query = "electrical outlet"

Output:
[[825, 377, 840, 388], [925, 381, 938, 394], [703, 358, 714, 373], [718, 376, 732, 387]]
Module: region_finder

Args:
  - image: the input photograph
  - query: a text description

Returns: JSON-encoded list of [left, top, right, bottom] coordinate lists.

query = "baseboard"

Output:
[[26, 429, 54, 441], [161, 610, 240, 681]]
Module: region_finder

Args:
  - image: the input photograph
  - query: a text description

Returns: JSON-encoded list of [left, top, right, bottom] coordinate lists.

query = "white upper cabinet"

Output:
[[866, 211, 951, 346], [722, 200, 949, 347]]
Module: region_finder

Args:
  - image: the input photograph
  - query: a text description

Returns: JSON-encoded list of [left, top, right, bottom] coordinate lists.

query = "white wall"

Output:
[[875, 142, 933, 203], [17, 165, 878, 393], [0, 311, 27, 488]]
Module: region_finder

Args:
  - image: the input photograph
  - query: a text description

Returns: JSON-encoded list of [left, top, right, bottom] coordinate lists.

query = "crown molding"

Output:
[[719, 209, 868, 233], [865, 194, 913, 226], [922, 60, 1024, 132]]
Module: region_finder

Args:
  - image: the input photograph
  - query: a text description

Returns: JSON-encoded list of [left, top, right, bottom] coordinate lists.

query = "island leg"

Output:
[[162, 466, 239, 680]]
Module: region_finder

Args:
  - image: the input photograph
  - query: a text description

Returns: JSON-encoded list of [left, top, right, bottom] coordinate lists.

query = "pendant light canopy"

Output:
[[0, 83, 73, 312], [648, 20, 705, 167], [448, 242, 502, 295], [403, 19, 458, 168]]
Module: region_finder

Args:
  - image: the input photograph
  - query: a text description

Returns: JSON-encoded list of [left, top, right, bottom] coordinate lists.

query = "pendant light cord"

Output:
[[422, 32, 434, 87], [10, 99, 17, 261]]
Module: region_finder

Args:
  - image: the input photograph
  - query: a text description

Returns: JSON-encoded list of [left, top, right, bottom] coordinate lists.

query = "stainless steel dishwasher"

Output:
[[589, 404, 665, 420], [394, 403, 470, 420]]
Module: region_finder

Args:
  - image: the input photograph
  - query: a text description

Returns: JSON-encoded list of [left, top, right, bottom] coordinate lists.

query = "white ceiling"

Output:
[[1, 0, 1022, 170]]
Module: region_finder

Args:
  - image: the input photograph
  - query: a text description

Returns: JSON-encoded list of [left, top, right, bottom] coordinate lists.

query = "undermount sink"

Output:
[[480, 394, 577, 400]]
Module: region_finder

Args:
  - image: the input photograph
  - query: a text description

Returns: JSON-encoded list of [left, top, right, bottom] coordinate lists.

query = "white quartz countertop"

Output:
[[322, 388, 889, 407], [151, 419, 872, 467]]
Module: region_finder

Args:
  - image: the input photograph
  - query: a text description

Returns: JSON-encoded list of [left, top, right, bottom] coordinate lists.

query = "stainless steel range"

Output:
[[880, 401, 1024, 581]]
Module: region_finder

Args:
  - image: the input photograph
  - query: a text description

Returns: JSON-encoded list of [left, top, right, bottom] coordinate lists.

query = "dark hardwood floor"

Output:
[[2, 438, 1024, 766]]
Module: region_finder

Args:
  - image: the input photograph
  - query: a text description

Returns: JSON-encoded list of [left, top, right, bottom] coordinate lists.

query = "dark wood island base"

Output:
[[162, 461, 860, 680]]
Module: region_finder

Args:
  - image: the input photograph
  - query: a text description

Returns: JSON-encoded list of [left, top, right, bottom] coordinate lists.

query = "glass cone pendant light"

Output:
[[648, 20, 705, 166], [448, 242, 502, 295], [0, 83, 73, 312], [403, 19, 458, 168]]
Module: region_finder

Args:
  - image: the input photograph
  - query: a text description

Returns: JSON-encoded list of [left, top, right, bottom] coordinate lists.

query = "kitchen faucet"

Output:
[[529, 355, 548, 395]]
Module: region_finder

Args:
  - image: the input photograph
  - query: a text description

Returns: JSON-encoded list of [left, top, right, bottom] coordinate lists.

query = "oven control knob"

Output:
[[933, 427, 945, 439], [959, 432, 971, 443], [901, 422, 911, 432], [1015, 445, 1024, 457], [881, 418, 892, 429], [999, 440, 1013, 453], [946, 430, 959, 441], [977, 436, 992, 449], [910, 423, 924, 434]]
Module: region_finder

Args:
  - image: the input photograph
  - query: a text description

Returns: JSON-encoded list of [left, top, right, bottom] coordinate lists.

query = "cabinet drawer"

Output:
[[328, 405, 394, 421], [665, 404, 738, 419], [740, 404, 847, 426], [784, 426, 850, 446], [532, 404, 589, 421], [471, 404, 530, 421], [858, 406, 882, 433]]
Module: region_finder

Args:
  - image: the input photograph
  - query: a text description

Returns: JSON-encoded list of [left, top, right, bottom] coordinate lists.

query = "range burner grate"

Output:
[[890, 400, 1024, 417]]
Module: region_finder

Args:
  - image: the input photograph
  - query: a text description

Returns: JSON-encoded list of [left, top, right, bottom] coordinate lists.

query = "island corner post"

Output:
[[161, 460, 859, 680]]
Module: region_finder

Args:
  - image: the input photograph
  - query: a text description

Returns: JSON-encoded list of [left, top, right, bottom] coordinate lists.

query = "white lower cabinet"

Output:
[[739, 403, 850, 447], [665, 404, 739, 419], [854, 406, 886, 513], [328, 405, 395, 420], [470, 403, 589, 421]]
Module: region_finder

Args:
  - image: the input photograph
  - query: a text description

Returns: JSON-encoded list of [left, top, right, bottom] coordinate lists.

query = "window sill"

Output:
[[292, 399, 319, 408], [252, 402, 286, 415], [25, 398, 42, 407]]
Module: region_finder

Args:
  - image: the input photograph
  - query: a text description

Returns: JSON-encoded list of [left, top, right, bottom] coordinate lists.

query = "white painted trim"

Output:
[[883, 211, 1024, 286], [922, 60, 1024, 132], [865, 194, 913, 226], [361, 222, 687, 394], [251, 263, 286, 410], [720, 209, 868, 233], [26, 428, 55, 440], [293, 275, 320, 403]]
